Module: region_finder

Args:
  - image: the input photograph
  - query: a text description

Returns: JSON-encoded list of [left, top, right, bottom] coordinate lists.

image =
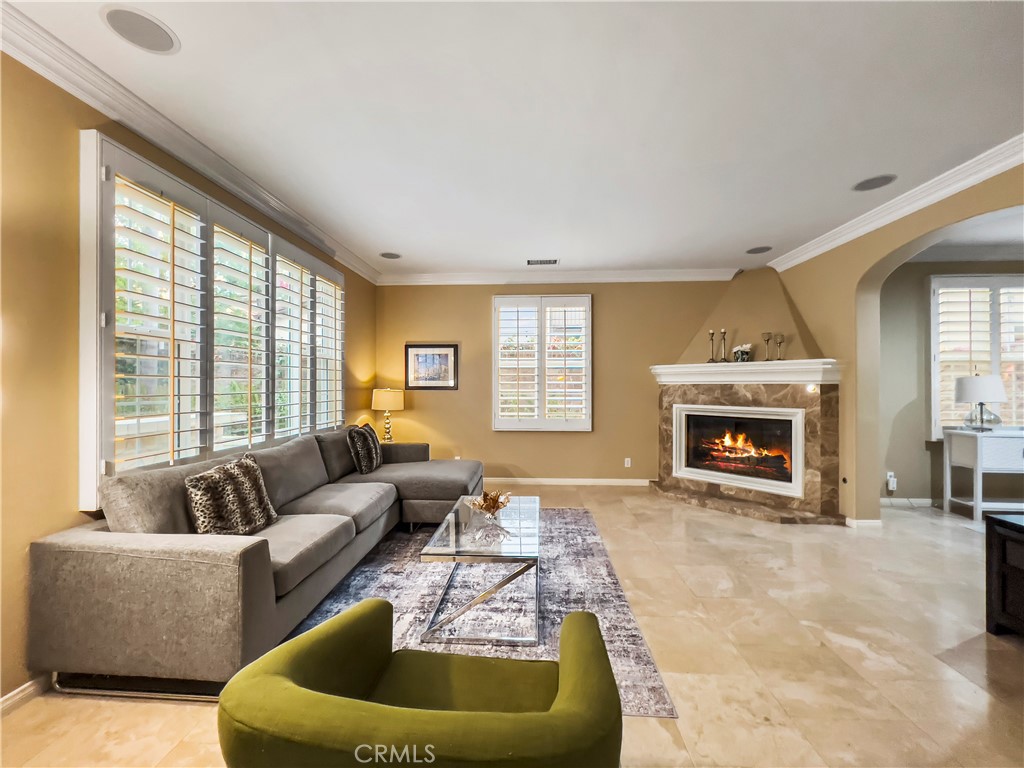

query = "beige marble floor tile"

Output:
[[638, 616, 754, 675], [701, 598, 820, 646], [806, 623, 966, 681], [794, 719, 958, 767], [611, 549, 683, 579], [913, 714, 1024, 768], [621, 715, 694, 767], [20, 697, 207, 768], [935, 640, 1024, 707], [675, 565, 762, 598], [622, 577, 706, 617], [156, 740, 226, 768], [873, 677, 1023, 730], [666, 673, 825, 767]]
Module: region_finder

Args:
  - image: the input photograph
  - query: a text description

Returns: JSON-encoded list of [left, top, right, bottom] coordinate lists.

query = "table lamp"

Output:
[[954, 374, 1007, 431], [371, 388, 405, 443]]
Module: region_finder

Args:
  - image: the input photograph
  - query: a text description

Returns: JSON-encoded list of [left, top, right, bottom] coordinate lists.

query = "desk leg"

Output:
[[943, 437, 951, 515], [973, 456, 983, 523]]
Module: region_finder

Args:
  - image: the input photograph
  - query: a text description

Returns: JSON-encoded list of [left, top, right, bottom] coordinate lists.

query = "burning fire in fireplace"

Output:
[[701, 430, 791, 472]]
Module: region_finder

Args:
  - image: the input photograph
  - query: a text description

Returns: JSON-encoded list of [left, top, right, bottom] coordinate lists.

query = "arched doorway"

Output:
[[855, 206, 1023, 518]]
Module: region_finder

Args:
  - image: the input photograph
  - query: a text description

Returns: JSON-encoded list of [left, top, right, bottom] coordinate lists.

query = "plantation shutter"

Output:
[[934, 284, 992, 430], [315, 276, 345, 429], [495, 298, 541, 425], [493, 295, 591, 431], [544, 299, 589, 423], [273, 256, 314, 437], [211, 219, 271, 449], [113, 176, 205, 470], [999, 286, 1024, 427]]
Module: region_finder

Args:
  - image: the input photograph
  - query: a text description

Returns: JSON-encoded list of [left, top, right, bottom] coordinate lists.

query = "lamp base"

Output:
[[963, 402, 1002, 432], [382, 410, 394, 443]]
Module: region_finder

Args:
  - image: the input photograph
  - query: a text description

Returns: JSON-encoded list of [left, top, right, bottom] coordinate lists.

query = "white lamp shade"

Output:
[[954, 374, 1007, 404], [371, 388, 405, 411]]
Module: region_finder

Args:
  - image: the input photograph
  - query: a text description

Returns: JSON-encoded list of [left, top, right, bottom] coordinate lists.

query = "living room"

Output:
[[2, 2, 1023, 767]]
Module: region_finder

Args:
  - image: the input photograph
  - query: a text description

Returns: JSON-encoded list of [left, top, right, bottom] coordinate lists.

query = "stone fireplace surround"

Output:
[[651, 360, 842, 525]]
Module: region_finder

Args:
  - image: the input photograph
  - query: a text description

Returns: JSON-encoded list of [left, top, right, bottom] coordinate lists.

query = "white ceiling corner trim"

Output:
[[768, 133, 1024, 272], [376, 268, 740, 286], [0, 2, 381, 284]]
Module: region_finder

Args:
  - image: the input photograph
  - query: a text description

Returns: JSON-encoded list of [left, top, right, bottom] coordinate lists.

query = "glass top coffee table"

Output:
[[420, 495, 540, 645]]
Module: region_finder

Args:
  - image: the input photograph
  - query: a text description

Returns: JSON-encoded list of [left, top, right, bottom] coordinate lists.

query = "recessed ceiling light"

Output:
[[745, 246, 773, 255], [852, 174, 897, 192], [379, 252, 402, 260], [102, 5, 180, 54]]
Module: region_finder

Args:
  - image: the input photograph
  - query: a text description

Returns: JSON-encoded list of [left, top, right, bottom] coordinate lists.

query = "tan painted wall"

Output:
[[375, 282, 726, 479], [879, 259, 1024, 501], [780, 166, 1024, 520], [678, 267, 822, 362], [0, 55, 376, 695]]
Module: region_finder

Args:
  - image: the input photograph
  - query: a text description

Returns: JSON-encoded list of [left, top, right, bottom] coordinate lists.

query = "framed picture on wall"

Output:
[[405, 343, 459, 390]]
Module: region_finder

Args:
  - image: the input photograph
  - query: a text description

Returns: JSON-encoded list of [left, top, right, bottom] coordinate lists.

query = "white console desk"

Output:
[[943, 428, 1024, 521]]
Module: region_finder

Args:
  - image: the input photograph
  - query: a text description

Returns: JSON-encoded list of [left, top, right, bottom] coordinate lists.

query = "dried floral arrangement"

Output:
[[467, 490, 511, 516]]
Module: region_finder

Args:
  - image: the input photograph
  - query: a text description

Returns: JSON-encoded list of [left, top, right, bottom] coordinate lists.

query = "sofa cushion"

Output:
[[184, 454, 277, 535], [347, 424, 383, 474], [315, 428, 357, 481], [250, 436, 329, 510], [278, 483, 397, 533], [100, 455, 242, 534], [338, 460, 484, 501], [254, 515, 356, 597]]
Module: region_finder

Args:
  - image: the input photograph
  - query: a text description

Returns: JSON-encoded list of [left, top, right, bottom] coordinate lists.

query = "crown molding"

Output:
[[650, 359, 841, 385], [0, 2, 381, 284], [377, 267, 739, 286], [769, 134, 1024, 272]]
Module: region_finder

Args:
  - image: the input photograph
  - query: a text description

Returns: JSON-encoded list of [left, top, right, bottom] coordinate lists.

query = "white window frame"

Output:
[[79, 131, 345, 509], [929, 273, 1022, 439], [492, 294, 593, 432]]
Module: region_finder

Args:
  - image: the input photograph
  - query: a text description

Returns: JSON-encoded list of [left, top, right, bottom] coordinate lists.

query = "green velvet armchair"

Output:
[[218, 598, 622, 767]]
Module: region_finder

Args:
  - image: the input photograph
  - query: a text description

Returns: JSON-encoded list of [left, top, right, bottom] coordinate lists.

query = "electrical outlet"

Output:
[[454, 455, 461, 461], [624, 457, 631, 468], [886, 471, 897, 492]]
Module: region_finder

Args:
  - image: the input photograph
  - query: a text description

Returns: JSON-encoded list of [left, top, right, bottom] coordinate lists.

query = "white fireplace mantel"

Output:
[[651, 359, 841, 385]]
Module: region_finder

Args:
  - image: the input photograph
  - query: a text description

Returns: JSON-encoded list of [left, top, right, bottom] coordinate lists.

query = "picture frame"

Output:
[[405, 343, 459, 390]]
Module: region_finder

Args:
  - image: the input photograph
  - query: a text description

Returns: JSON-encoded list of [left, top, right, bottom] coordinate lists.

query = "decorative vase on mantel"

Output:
[[732, 344, 752, 363]]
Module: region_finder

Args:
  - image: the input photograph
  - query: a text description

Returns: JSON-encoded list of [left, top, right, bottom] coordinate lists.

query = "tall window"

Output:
[[274, 256, 313, 438], [113, 177, 205, 470], [211, 221, 271, 450], [87, 136, 346, 499], [493, 295, 592, 431], [315, 276, 346, 429], [931, 275, 1024, 437]]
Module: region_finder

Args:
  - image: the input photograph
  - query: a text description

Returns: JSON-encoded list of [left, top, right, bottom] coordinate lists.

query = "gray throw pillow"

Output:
[[184, 454, 277, 535], [347, 424, 382, 474]]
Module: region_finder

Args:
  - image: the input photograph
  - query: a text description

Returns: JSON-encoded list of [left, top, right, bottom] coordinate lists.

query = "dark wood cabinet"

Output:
[[987, 514, 1024, 636]]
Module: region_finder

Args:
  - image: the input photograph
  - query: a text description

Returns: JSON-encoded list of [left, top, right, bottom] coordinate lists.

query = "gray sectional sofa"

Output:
[[28, 429, 483, 688]]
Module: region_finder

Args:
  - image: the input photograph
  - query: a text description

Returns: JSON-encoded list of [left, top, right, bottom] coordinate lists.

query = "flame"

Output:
[[706, 430, 790, 470]]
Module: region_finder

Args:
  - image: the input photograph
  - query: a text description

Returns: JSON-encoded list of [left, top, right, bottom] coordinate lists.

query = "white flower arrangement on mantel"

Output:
[[731, 343, 752, 353]]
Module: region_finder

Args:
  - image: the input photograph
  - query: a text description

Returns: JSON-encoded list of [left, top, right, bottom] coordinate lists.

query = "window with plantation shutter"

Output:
[[315, 276, 345, 429], [493, 295, 592, 431], [83, 134, 347, 509], [930, 275, 1024, 437], [273, 256, 314, 437], [113, 177, 205, 470], [211, 220, 271, 449]]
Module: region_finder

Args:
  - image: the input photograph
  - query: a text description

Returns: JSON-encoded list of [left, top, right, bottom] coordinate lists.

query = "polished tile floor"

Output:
[[3, 486, 1021, 767]]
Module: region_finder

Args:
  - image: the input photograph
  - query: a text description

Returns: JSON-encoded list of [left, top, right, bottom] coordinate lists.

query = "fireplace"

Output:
[[673, 404, 804, 498]]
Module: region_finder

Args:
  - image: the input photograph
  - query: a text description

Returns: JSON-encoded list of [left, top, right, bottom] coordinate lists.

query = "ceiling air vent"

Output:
[[527, 259, 559, 266]]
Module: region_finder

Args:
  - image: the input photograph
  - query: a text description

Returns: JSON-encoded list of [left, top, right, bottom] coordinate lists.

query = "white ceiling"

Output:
[[912, 206, 1024, 262], [12, 1, 1024, 280]]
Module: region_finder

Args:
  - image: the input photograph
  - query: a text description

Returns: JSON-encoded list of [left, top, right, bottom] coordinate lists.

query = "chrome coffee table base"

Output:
[[420, 559, 540, 646]]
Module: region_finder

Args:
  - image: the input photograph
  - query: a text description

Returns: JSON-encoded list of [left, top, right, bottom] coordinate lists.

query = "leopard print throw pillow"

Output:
[[347, 423, 383, 474], [185, 454, 277, 535]]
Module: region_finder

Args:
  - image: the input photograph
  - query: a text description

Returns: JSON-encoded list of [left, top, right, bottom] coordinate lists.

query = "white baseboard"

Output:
[[846, 518, 883, 528], [487, 477, 653, 487], [1, 675, 49, 715]]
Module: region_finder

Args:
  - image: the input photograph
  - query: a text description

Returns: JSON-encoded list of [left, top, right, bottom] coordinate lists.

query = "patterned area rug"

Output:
[[292, 507, 676, 718]]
